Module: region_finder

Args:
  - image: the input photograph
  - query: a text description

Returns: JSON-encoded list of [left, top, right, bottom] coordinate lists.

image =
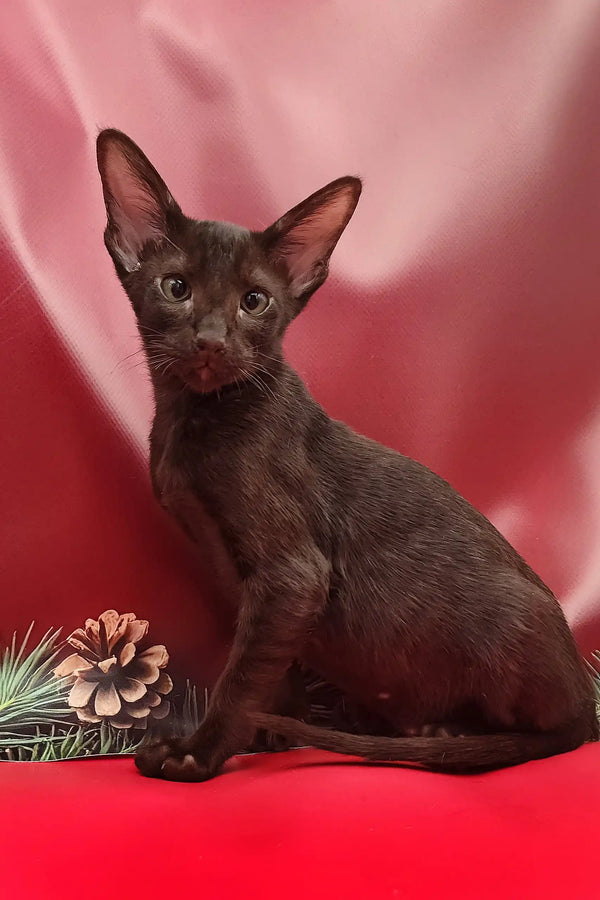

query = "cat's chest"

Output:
[[150, 411, 246, 507], [149, 412, 255, 586]]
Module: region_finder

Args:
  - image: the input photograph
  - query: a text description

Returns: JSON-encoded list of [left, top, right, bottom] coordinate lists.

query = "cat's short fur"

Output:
[[97, 129, 598, 781]]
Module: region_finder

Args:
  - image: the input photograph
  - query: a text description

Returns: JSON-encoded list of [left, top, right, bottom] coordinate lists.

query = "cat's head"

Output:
[[96, 129, 361, 395]]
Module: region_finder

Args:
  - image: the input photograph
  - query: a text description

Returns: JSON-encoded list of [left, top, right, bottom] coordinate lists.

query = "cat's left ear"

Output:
[[96, 129, 181, 273], [263, 176, 362, 302]]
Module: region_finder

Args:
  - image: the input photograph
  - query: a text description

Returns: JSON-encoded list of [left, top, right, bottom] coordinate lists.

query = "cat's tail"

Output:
[[251, 711, 597, 773]]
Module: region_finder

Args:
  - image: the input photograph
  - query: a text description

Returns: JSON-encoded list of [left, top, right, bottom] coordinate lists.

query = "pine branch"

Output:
[[0, 624, 71, 731]]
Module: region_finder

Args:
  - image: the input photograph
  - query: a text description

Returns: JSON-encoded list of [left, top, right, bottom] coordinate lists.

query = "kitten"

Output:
[[97, 129, 598, 781]]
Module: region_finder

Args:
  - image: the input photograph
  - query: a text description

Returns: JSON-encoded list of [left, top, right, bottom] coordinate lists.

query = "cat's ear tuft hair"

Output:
[[96, 129, 181, 273], [263, 176, 362, 301]]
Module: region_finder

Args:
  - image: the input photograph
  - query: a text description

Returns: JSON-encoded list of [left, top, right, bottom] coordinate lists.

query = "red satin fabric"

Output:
[[1, 3, 599, 895], [1, 748, 599, 899]]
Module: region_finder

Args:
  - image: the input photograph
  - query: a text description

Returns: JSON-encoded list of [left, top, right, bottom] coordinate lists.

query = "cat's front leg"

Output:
[[136, 549, 329, 781]]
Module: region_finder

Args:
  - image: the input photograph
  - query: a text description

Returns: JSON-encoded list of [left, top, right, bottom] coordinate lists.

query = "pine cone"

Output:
[[54, 610, 173, 729]]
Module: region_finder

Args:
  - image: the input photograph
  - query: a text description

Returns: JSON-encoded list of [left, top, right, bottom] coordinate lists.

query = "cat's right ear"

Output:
[[96, 129, 181, 273]]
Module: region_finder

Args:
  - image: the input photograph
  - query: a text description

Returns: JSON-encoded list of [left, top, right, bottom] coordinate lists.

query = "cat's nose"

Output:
[[194, 336, 226, 355]]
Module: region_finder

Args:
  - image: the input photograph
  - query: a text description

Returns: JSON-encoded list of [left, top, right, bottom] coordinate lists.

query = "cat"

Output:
[[97, 128, 598, 781]]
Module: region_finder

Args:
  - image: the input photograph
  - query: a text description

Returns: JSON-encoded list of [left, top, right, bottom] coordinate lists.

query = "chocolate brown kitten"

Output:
[[97, 129, 598, 781]]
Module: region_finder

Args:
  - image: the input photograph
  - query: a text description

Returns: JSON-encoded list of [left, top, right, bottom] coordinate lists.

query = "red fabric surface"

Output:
[[1, 747, 599, 900], [1, 1, 600, 668], [1, 2, 600, 895]]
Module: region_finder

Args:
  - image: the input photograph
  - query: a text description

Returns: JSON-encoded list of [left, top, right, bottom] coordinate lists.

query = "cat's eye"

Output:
[[241, 290, 270, 316], [159, 275, 191, 302]]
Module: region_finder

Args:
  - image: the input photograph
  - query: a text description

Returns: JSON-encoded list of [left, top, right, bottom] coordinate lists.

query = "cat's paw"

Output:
[[403, 723, 467, 738], [251, 727, 295, 753], [135, 739, 213, 782]]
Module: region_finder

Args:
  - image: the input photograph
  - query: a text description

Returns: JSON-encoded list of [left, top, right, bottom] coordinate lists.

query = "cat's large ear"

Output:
[[96, 129, 181, 273], [263, 176, 362, 301]]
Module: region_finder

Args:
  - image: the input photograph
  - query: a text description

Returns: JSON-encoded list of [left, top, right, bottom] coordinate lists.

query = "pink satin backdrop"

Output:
[[1, 0, 600, 687]]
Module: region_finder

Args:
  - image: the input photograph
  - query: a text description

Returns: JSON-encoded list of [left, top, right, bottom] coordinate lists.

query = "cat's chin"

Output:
[[181, 366, 236, 395]]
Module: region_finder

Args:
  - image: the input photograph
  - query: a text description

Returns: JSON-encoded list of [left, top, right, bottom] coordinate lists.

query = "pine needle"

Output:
[[0, 624, 71, 730]]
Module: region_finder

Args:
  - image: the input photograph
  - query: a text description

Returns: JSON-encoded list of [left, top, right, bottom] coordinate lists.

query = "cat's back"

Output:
[[312, 412, 548, 597], [261, 367, 540, 585]]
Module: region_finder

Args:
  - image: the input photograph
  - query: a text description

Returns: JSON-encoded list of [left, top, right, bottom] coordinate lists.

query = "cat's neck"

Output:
[[151, 352, 292, 424]]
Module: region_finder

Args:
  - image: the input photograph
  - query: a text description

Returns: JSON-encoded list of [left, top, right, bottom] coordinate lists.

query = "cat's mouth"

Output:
[[180, 361, 238, 394]]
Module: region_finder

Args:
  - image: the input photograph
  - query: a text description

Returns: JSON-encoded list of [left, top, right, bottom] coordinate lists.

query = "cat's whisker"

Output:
[[143, 337, 172, 351], [250, 371, 277, 403], [144, 346, 176, 361], [230, 374, 245, 400], [139, 324, 170, 339], [251, 363, 280, 400], [253, 362, 276, 379], [255, 352, 283, 366], [122, 347, 146, 360], [112, 347, 147, 372], [111, 361, 143, 375], [153, 356, 180, 377], [129, 360, 155, 372]]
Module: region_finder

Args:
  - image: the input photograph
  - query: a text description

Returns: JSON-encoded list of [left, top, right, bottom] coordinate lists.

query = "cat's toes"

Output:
[[402, 723, 466, 738], [250, 727, 295, 753], [160, 752, 212, 782], [135, 740, 173, 777], [433, 723, 466, 738], [264, 730, 295, 752], [135, 740, 212, 782]]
